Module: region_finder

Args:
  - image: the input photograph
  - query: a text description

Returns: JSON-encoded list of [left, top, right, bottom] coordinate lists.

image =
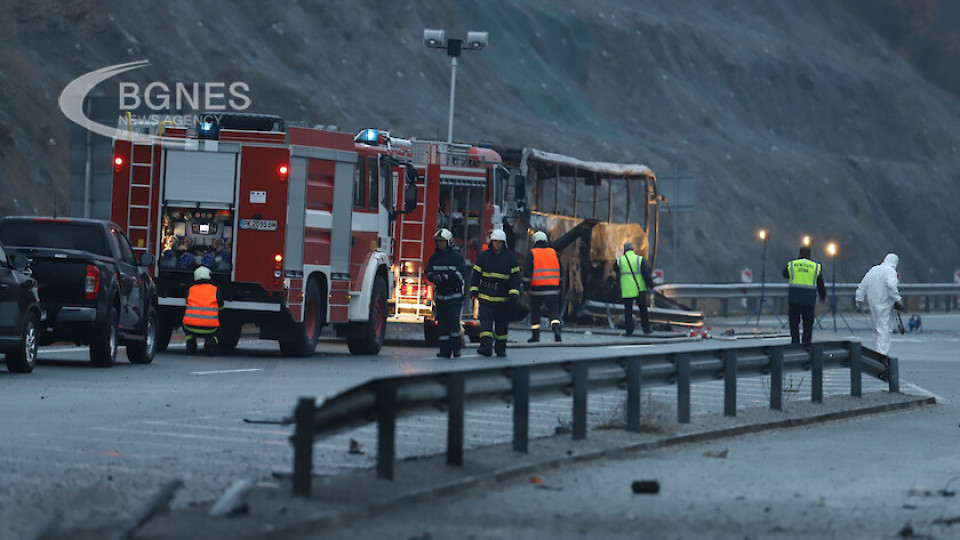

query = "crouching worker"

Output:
[[183, 266, 222, 355]]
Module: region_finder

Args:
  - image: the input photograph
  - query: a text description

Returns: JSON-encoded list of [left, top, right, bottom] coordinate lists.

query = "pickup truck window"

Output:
[[0, 222, 110, 256], [113, 229, 137, 265]]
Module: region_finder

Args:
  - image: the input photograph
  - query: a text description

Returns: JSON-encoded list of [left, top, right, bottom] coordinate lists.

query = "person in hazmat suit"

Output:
[[855, 253, 903, 359]]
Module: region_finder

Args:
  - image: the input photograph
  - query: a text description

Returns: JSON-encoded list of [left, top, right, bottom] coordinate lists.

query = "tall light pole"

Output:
[[746, 229, 781, 326], [816, 241, 852, 332], [424, 29, 488, 143], [802, 235, 812, 248], [827, 242, 838, 332]]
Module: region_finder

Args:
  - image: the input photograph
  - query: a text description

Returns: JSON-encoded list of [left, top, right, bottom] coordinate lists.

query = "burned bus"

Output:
[[501, 147, 700, 328]]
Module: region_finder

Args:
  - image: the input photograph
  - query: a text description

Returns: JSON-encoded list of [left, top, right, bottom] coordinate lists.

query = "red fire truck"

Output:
[[389, 138, 508, 342], [111, 114, 418, 356]]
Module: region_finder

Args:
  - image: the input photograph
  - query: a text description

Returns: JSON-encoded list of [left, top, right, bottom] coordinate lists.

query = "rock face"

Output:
[[2, 0, 958, 282]]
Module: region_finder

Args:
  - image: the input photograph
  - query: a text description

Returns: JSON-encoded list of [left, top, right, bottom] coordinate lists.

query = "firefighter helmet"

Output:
[[194, 265, 211, 281], [532, 231, 548, 244], [434, 228, 453, 243], [490, 228, 507, 242]]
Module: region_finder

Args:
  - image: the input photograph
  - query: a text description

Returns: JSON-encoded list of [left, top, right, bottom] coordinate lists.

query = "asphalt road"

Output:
[[1, 314, 955, 539], [320, 315, 960, 540]]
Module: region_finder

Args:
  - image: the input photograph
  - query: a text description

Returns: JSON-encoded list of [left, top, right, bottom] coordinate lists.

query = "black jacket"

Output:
[[425, 247, 468, 301], [470, 247, 521, 303]]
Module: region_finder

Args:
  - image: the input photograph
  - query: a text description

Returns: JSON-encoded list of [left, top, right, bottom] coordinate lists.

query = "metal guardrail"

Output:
[[289, 340, 895, 497], [655, 282, 960, 300]]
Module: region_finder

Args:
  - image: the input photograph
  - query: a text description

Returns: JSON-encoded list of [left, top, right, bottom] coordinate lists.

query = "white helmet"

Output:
[[532, 231, 548, 244], [434, 228, 453, 242], [194, 266, 211, 281], [489, 228, 507, 242]]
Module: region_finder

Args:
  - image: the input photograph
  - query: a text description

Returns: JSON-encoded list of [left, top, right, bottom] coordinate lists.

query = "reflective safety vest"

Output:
[[787, 259, 821, 288], [617, 251, 646, 298], [183, 283, 219, 328], [530, 248, 561, 288], [787, 258, 821, 305]]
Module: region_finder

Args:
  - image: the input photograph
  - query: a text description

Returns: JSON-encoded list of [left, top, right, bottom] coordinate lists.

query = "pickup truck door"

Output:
[[0, 244, 18, 337], [110, 228, 146, 331]]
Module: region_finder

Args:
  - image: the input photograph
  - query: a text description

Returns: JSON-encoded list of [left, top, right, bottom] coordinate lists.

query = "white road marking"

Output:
[[190, 368, 263, 375]]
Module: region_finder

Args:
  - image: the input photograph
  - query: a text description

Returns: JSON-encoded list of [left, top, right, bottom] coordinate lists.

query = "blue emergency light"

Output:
[[356, 128, 380, 145]]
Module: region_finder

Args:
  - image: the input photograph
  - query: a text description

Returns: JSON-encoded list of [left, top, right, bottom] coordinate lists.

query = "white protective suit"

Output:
[[855, 253, 902, 356]]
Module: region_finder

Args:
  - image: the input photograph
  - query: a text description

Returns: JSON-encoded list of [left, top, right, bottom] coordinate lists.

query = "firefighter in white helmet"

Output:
[[425, 228, 468, 358], [523, 231, 563, 342], [183, 266, 223, 355], [470, 228, 521, 357]]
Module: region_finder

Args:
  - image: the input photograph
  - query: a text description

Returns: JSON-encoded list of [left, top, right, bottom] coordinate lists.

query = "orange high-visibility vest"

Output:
[[183, 283, 219, 328], [530, 248, 561, 288]]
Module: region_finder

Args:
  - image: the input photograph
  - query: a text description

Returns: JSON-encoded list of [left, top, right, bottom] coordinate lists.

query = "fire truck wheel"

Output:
[[156, 313, 175, 353], [90, 305, 119, 367], [347, 276, 388, 355], [279, 279, 323, 357], [219, 322, 242, 352], [127, 305, 157, 364]]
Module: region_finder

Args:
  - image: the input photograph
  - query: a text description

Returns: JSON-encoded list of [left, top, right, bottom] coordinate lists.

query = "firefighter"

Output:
[[782, 246, 827, 344], [425, 228, 468, 358], [183, 265, 222, 355], [470, 228, 521, 357], [615, 242, 654, 336], [523, 230, 562, 342]]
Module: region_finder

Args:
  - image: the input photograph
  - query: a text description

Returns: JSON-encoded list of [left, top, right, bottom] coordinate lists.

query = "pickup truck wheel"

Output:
[[90, 306, 118, 367], [6, 311, 39, 373], [279, 279, 322, 357], [127, 306, 157, 364], [347, 276, 387, 355]]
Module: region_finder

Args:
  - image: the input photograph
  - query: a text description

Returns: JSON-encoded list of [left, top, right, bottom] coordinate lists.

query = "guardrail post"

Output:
[[677, 353, 691, 423], [447, 373, 465, 466], [722, 298, 729, 317], [572, 362, 588, 440], [513, 367, 530, 453], [769, 347, 783, 411], [376, 381, 397, 480], [810, 343, 824, 403], [626, 358, 642, 432], [723, 349, 737, 417], [888, 357, 900, 393], [292, 397, 316, 497], [849, 342, 862, 397]]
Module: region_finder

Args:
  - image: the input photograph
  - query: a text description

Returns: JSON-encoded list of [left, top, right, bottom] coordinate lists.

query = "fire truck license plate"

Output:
[[239, 219, 278, 231]]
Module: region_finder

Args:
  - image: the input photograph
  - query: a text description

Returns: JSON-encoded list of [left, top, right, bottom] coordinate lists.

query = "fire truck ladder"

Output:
[[127, 142, 156, 257], [393, 181, 429, 320]]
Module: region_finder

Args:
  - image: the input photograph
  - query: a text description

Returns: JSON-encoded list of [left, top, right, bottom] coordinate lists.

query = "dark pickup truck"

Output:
[[0, 217, 158, 366]]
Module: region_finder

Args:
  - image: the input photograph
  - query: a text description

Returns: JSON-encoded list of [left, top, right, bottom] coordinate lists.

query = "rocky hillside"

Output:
[[1, 0, 959, 283]]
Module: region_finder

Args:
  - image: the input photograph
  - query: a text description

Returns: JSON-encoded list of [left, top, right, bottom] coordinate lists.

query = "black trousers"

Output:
[[435, 298, 463, 354], [479, 301, 511, 354], [788, 303, 816, 344], [529, 293, 560, 328], [623, 295, 650, 335], [183, 324, 219, 353]]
